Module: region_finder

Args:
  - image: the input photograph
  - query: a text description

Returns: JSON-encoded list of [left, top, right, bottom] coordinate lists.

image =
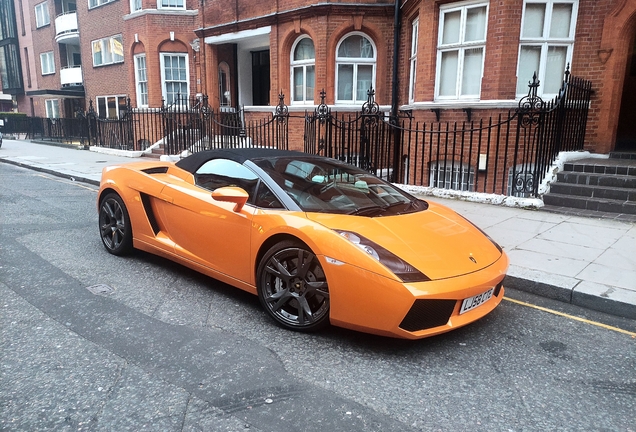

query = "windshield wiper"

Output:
[[347, 205, 387, 216]]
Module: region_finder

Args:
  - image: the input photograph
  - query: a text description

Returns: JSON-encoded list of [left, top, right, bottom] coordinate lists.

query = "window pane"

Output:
[[294, 38, 315, 61], [136, 56, 146, 81], [465, 6, 487, 42], [305, 65, 315, 101], [516, 46, 541, 94], [293, 67, 304, 102], [112, 37, 124, 62], [337, 64, 353, 100], [461, 48, 483, 96], [93, 41, 102, 65], [97, 97, 107, 118], [107, 96, 117, 118], [442, 10, 461, 45], [544, 46, 567, 93], [550, 4, 573, 38], [139, 83, 148, 105], [338, 35, 373, 58], [522, 3, 546, 38], [439, 50, 458, 96], [356, 65, 373, 102]]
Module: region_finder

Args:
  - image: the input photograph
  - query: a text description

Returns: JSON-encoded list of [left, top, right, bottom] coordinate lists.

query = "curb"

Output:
[[505, 275, 636, 320], [0, 157, 100, 187]]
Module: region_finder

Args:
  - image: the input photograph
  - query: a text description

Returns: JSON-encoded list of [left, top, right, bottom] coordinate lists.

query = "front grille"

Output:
[[399, 299, 457, 332]]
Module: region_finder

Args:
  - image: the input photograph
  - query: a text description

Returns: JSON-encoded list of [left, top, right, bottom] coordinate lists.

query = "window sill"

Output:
[[403, 100, 519, 110], [93, 61, 125, 68], [124, 8, 198, 19]]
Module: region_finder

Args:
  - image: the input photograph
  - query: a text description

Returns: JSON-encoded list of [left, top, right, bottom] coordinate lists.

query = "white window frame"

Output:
[[134, 54, 148, 107], [92, 35, 124, 67], [516, 0, 578, 98], [35, 2, 50, 28], [40, 51, 55, 75], [335, 32, 377, 104], [435, 1, 488, 101], [157, 0, 184, 9], [45, 99, 60, 118], [290, 35, 315, 105], [96, 95, 127, 118], [409, 18, 419, 104], [88, 0, 116, 9], [130, 0, 142, 12], [160, 53, 190, 105]]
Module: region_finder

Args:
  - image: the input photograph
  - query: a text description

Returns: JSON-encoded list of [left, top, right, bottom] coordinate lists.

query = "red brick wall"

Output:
[[79, 0, 128, 108]]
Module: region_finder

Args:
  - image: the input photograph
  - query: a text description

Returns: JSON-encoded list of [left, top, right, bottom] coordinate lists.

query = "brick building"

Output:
[[3, 0, 636, 153], [11, 0, 198, 118]]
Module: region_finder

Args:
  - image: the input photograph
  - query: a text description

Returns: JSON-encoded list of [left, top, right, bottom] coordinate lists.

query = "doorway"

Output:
[[615, 31, 636, 151], [251, 50, 270, 106]]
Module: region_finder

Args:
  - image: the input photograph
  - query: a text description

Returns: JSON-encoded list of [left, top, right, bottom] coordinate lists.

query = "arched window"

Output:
[[290, 36, 315, 104], [335, 33, 376, 103]]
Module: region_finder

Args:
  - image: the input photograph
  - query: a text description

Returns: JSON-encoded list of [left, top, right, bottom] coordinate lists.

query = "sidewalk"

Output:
[[1, 139, 635, 320]]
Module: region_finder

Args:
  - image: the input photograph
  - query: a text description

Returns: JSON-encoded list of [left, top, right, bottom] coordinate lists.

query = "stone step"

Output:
[[609, 151, 636, 160], [550, 182, 636, 202], [563, 161, 636, 176], [543, 193, 636, 214], [556, 171, 636, 188]]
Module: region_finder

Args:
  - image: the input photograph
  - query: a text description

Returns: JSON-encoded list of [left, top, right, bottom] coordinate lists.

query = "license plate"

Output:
[[459, 288, 494, 314]]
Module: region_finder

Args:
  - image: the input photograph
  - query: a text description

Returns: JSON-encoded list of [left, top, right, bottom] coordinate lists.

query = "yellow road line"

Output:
[[503, 297, 636, 337], [37, 174, 97, 192]]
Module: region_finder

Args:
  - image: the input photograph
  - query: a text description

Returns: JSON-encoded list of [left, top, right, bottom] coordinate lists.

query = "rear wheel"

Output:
[[99, 193, 133, 255], [257, 241, 330, 331]]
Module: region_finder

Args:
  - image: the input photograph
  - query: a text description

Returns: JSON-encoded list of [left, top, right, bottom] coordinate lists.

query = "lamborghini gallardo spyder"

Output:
[[98, 148, 508, 339]]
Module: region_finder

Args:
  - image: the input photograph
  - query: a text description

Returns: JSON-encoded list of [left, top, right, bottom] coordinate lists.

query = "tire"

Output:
[[257, 240, 330, 331], [99, 192, 133, 256]]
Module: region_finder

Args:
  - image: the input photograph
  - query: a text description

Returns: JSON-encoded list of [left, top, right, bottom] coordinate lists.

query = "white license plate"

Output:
[[459, 288, 494, 314]]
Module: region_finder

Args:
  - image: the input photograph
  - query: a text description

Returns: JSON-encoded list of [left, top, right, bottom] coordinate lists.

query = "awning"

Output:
[[204, 26, 271, 45], [26, 87, 85, 98]]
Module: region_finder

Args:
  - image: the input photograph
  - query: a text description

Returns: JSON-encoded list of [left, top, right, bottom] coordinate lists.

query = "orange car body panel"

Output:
[[98, 160, 509, 339]]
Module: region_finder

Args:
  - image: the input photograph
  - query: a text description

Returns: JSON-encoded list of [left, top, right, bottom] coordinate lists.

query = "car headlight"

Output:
[[336, 230, 430, 282]]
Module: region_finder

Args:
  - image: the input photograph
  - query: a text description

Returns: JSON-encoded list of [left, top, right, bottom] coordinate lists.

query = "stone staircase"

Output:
[[542, 152, 636, 219]]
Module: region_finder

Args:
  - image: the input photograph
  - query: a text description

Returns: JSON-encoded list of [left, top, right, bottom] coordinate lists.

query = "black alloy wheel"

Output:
[[257, 240, 330, 331], [99, 193, 133, 256]]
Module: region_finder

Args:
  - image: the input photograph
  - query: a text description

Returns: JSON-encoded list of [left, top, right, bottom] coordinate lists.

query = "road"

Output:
[[1, 163, 634, 431]]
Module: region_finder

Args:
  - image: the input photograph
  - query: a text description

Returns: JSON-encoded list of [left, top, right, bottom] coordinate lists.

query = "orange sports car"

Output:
[[98, 148, 508, 339]]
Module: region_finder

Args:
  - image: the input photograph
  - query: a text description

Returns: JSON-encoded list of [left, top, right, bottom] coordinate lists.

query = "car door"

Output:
[[156, 158, 259, 283]]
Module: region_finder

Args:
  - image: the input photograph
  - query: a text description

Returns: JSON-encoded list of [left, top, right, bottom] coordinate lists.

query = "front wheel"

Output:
[[257, 241, 330, 331], [99, 193, 133, 255]]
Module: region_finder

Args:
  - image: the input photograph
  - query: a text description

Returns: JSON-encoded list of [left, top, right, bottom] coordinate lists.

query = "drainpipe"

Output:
[[390, 0, 401, 122], [391, 0, 402, 182]]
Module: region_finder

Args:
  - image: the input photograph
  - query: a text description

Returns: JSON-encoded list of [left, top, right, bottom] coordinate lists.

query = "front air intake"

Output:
[[399, 299, 457, 332]]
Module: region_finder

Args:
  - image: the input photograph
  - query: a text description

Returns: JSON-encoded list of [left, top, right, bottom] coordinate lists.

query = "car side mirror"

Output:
[[211, 186, 249, 212]]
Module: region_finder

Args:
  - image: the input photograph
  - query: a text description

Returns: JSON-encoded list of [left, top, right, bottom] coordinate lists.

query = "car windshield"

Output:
[[253, 156, 427, 216]]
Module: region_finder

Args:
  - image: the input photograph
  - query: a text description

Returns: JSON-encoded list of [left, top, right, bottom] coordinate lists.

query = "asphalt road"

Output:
[[1, 163, 635, 432]]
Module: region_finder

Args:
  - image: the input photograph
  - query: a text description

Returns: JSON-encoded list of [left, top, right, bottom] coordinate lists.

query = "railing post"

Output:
[[360, 86, 380, 173]]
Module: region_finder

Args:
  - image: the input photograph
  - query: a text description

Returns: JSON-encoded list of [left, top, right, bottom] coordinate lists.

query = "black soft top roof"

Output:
[[175, 148, 308, 173]]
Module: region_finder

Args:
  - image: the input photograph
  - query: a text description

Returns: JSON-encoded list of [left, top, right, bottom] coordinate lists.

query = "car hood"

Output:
[[306, 201, 503, 280]]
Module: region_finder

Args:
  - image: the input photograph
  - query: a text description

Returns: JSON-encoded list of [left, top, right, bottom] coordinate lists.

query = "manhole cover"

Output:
[[86, 284, 115, 296]]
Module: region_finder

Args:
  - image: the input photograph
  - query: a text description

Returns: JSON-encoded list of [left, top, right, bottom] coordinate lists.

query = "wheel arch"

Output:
[[98, 186, 121, 207], [254, 233, 311, 281]]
